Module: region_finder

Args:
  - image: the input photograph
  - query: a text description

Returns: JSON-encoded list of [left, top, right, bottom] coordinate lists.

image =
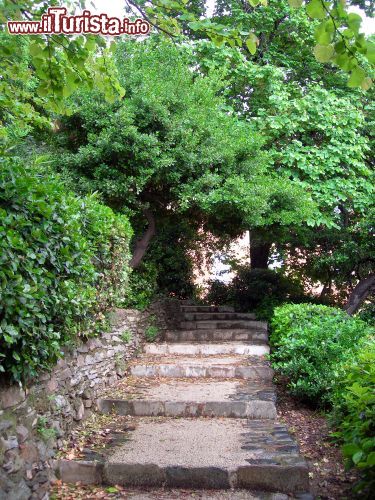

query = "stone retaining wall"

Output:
[[0, 301, 172, 500]]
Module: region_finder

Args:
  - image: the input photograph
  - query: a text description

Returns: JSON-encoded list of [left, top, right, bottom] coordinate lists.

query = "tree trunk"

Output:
[[319, 278, 332, 299], [249, 230, 271, 269], [344, 275, 375, 315], [129, 209, 156, 269]]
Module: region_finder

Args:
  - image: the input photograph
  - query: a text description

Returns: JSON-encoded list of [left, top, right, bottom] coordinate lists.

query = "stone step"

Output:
[[145, 342, 269, 357], [179, 320, 267, 331], [129, 355, 273, 380], [183, 312, 257, 321], [181, 305, 235, 313], [57, 418, 309, 494], [165, 330, 268, 343], [97, 378, 276, 419]]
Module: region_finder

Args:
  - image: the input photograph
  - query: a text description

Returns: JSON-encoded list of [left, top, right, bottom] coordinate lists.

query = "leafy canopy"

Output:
[[55, 38, 316, 238], [129, 0, 374, 87]]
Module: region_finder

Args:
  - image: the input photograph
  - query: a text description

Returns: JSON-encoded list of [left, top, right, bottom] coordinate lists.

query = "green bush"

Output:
[[81, 195, 132, 316], [0, 154, 132, 382], [120, 330, 132, 344], [206, 268, 304, 318], [358, 302, 375, 327], [270, 304, 373, 405], [205, 279, 232, 306], [231, 268, 304, 312], [331, 337, 375, 496], [145, 325, 159, 342], [122, 261, 158, 311]]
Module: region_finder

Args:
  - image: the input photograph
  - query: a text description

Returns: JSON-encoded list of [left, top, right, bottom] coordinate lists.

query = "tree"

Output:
[[0, 0, 124, 143], [53, 38, 315, 270], [186, 2, 374, 309], [127, 0, 374, 88]]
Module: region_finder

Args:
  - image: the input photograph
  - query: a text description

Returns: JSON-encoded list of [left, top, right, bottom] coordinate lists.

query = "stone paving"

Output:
[[56, 302, 311, 497]]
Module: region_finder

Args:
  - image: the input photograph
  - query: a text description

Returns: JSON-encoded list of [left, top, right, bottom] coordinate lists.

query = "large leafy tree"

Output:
[[188, 2, 374, 306], [128, 0, 374, 87], [53, 38, 314, 270]]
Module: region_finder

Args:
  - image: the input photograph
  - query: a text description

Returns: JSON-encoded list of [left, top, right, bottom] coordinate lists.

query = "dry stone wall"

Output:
[[0, 301, 174, 500]]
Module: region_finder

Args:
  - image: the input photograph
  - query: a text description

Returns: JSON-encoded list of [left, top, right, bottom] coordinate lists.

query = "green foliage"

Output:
[[145, 325, 159, 342], [270, 304, 373, 404], [56, 38, 315, 232], [120, 330, 133, 344], [257, 85, 373, 223], [0, 152, 132, 382], [193, 28, 373, 300], [358, 302, 375, 326], [37, 416, 57, 441], [138, 0, 374, 86], [206, 268, 305, 318], [206, 280, 232, 306], [331, 337, 375, 496], [122, 262, 158, 311], [145, 217, 199, 298], [231, 268, 305, 313], [0, 1, 124, 142]]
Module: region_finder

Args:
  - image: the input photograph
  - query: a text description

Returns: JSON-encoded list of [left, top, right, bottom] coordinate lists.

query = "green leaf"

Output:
[[352, 451, 363, 464], [361, 77, 372, 91], [367, 452, 375, 466], [315, 22, 333, 45], [348, 67, 366, 88], [366, 42, 375, 64], [246, 33, 258, 55], [306, 0, 326, 20], [313, 44, 334, 63], [106, 487, 119, 493], [342, 443, 361, 457], [335, 52, 351, 71], [288, 0, 303, 7], [347, 13, 362, 35]]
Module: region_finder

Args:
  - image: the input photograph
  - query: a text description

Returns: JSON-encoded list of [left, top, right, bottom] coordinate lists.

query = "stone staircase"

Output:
[[57, 302, 311, 498]]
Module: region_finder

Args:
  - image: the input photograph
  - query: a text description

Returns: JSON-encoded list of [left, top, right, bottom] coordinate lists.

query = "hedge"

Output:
[[0, 154, 132, 382], [331, 336, 375, 496], [270, 303, 373, 405]]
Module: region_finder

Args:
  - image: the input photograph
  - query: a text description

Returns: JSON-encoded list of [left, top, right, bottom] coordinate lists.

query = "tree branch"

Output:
[[344, 274, 375, 315], [129, 209, 156, 269]]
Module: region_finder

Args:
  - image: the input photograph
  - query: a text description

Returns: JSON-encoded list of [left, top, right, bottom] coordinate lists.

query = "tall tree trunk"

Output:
[[129, 209, 156, 269], [249, 230, 271, 269], [344, 275, 375, 315]]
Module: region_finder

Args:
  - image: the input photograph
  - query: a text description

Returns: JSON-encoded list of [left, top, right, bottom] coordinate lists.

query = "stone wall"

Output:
[[0, 301, 174, 500]]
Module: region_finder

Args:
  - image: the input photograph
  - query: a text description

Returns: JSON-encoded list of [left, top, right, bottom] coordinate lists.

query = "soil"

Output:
[[275, 381, 359, 500]]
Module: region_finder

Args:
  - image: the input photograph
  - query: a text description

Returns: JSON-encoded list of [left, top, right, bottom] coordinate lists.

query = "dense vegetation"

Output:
[[0, 0, 374, 492], [331, 337, 375, 496], [269, 303, 374, 496], [0, 153, 132, 381], [270, 304, 373, 403]]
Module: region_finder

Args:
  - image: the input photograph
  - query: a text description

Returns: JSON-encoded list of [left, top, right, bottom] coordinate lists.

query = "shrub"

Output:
[[145, 325, 159, 342], [358, 302, 375, 327], [120, 330, 132, 344], [205, 268, 304, 318], [270, 304, 373, 405], [0, 154, 132, 382], [121, 261, 158, 311], [80, 195, 132, 315], [205, 279, 233, 306], [231, 268, 304, 312], [331, 337, 375, 496]]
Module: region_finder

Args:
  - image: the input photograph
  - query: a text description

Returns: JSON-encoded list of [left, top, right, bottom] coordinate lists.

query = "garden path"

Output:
[[56, 302, 312, 499]]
